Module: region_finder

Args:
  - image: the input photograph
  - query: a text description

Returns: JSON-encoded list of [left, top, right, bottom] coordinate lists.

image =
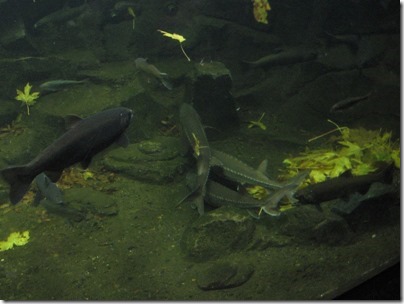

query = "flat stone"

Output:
[[181, 206, 255, 262], [102, 136, 186, 183], [197, 261, 254, 291]]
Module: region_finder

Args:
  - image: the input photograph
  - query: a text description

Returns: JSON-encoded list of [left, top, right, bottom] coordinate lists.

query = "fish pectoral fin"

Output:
[[257, 159, 268, 174], [45, 170, 63, 182], [115, 133, 129, 148]]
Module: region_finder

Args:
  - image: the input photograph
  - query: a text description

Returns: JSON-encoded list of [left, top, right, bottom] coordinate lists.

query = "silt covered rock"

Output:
[[181, 206, 255, 262]]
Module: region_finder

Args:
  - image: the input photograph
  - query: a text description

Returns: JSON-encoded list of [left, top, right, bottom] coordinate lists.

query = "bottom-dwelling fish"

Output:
[[260, 170, 310, 216], [135, 58, 172, 90], [178, 103, 211, 215]]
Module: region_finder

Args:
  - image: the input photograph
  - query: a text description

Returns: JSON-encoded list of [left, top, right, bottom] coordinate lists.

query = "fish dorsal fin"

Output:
[[257, 159, 268, 174], [115, 133, 129, 148], [210, 155, 223, 167], [64, 115, 82, 130]]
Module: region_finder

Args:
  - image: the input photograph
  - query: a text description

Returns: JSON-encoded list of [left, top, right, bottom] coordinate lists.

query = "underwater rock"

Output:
[[102, 136, 186, 183], [185, 61, 238, 131], [271, 205, 353, 245], [64, 188, 119, 218], [311, 214, 353, 245], [180, 206, 255, 262], [247, 223, 293, 250], [196, 260, 254, 291]]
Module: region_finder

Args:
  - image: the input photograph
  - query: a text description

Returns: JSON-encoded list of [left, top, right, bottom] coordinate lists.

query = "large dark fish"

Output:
[[294, 165, 393, 205], [179, 103, 211, 214], [1, 107, 133, 205]]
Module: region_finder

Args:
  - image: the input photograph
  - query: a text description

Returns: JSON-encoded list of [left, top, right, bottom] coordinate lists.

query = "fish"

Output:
[[33, 172, 64, 205], [329, 92, 372, 113], [331, 182, 397, 216], [206, 180, 268, 209], [243, 48, 317, 68], [294, 165, 393, 206], [135, 58, 172, 90], [1, 107, 133, 205], [210, 149, 283, 189], [178, 103, 211, 214], [261, 170, 310, 216], [111, 1, 140, 17], [34, 2, 89, 29], [39, 79, 88, 94]]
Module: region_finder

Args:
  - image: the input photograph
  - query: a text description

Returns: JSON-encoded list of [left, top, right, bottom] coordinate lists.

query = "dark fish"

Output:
[[178, 103, 211, 214], [330, 92, 372, 113], [34, 2, 89, 29], [244, 48, 317, 68], [135, 58, 172, 90], [33, 172, 64, 205], [294, 165, 393, 205], [210, 148, 283, 189], [39, 79, 88, 94], [1, 107, 133, 205]]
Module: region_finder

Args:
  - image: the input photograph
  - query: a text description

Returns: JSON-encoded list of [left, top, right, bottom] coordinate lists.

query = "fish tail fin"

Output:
[[160, 76, 173, 90], [1, 166, 35, 205]]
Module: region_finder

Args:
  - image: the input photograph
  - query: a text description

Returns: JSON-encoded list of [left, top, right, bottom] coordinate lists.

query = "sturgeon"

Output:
[[210, 149, 283, 189], [178, 103, 211, 214]]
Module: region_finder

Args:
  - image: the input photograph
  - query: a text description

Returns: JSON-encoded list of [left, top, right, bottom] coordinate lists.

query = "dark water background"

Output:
[[0, 0, 400, 300]]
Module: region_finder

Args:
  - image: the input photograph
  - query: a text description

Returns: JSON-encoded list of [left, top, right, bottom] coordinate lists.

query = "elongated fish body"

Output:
[[206, 180, 266, 208], [1, 107, 133, 205], [244, 48, 317, 68], [179, 103, 211, 214], [34, 3, 89, 29], [135, 58, 172, 90], [39, 79, 87, 93], [262, 170, 310, 216], [294, 166, 392, 205], [329, 92, 371, 113], [210, 149, 283, 189]]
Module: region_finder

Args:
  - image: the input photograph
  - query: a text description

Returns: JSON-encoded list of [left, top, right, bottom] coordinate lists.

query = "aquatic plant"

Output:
[[157, 29, 191, 61], [248, 112, 267, 130], [252, 0, 271, 24], [0, 231, 30, 252], [15, 83, 40, 115], [281, 122, 400, 185]]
